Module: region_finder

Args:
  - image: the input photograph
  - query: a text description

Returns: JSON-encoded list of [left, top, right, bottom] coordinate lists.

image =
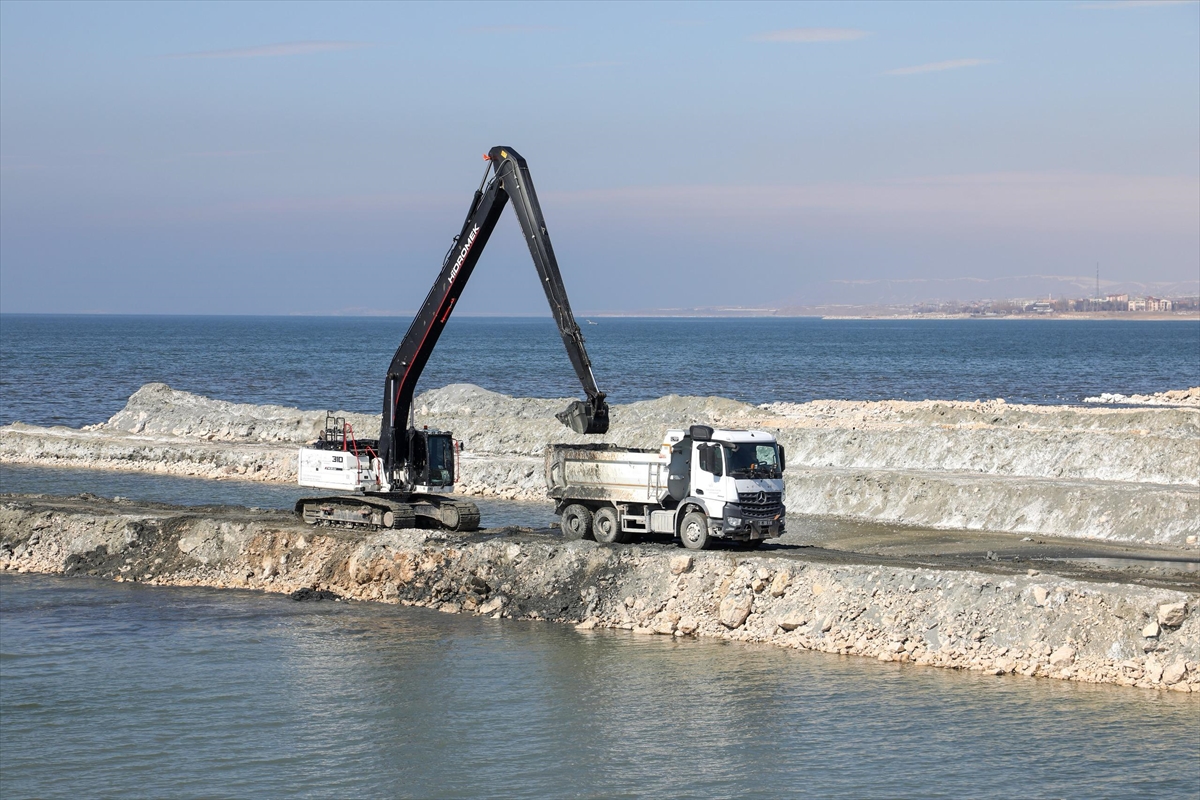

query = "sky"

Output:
[[1, 0, 1197, 315]]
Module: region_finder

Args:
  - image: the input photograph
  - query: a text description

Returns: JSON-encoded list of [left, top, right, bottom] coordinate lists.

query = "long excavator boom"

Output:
[[378, 146, 608, 481]]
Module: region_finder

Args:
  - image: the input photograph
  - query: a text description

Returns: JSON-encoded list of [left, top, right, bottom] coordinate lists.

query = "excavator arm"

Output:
[[378, 146, 608, 479]]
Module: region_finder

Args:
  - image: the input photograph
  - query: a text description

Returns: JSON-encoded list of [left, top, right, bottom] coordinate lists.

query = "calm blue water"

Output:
[[3, 316, 1199, 797], [1, 314, 1197, 427], [2, 573, 1197, 800]]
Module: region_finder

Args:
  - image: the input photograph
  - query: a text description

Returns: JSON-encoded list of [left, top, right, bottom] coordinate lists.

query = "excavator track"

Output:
[[295, 496, 416, 530], [295, 494, 480, 532], [410, 495, 481, 532]]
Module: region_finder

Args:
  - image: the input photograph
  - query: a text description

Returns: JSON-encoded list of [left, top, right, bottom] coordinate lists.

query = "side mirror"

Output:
[[698, 444, 723, 476], [778, 445, 786, 471]]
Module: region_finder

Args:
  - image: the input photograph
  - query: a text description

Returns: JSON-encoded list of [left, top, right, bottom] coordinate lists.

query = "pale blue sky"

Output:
[[1, 0, 1197, 313]]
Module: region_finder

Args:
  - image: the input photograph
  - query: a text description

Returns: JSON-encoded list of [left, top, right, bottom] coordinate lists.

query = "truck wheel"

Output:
[[592, 507, 626, 545], [679, 511, 712, 550], [560, 504, 593, 540]]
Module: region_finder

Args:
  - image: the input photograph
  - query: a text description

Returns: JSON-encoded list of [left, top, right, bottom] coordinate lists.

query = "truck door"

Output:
[[693, 443, 729, 504]]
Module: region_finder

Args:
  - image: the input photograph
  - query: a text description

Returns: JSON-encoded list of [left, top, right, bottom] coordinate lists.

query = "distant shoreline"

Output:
[[813, 312, 1199, 322], [1, 310, 1197, 321]]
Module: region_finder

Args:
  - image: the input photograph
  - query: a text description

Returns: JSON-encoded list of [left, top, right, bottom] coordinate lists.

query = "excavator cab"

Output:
[[407, 428, 455, 491]]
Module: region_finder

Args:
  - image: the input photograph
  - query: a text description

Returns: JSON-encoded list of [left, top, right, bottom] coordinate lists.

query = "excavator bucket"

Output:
[[557, 398, 609, 435]]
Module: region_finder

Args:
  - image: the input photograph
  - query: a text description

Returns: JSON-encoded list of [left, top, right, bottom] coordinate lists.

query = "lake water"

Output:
[[3, 315, 1199, 798], [2, 573, 1197, 799], [1, 314, 1197, 428]]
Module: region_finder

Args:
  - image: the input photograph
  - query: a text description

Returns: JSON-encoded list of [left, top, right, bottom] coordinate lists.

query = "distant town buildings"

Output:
[[907, 294, 1196, 317]]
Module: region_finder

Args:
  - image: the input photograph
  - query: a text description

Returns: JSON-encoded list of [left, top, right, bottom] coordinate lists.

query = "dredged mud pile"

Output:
[[2, 495, 1196, 693], [2, 382, 1197, 545]]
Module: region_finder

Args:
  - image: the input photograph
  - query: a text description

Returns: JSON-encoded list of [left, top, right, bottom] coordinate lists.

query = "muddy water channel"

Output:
[[1, 573, 1197, 799]]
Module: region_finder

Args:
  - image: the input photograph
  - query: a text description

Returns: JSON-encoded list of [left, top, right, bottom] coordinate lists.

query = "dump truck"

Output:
[[546, 424, 786, 550]]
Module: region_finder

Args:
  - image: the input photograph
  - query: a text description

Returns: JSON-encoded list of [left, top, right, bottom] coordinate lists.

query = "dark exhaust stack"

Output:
[[558, 397, 609, 435]]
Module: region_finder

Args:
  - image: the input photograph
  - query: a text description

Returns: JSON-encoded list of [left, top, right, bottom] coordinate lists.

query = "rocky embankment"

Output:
[[1084, 387, 1200, 407], [2, 382, 1198, 545], [1, 495, 1196, 693]]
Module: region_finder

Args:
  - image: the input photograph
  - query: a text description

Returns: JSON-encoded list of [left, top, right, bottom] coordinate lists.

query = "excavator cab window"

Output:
[[426, 434, 454, 487], [408, 431, 454, 488]]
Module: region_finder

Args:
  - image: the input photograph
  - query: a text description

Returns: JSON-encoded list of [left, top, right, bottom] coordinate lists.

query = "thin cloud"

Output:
[[884, 58, 995, 76], [182, 149, 271, 158], [167, 41, 373, 59], [465, 24, 562, 34], [544, 172, 1199, 235], [563, 60, 627, 68], [1076, 0, 1196, 8], [751, 28, 871, 43]]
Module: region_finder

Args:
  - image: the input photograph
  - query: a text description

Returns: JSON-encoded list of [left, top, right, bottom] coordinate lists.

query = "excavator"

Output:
[[294, 146, 609, 532]]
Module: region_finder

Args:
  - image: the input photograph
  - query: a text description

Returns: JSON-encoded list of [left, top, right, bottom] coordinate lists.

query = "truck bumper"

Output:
[[720, 504, 785, 541]]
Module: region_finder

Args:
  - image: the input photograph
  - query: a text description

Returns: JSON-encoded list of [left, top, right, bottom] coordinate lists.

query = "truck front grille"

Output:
[[738, 490, 783, 518]]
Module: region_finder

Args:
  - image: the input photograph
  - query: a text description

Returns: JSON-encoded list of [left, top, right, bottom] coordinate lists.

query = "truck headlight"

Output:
[[728, 517, 742, 527]]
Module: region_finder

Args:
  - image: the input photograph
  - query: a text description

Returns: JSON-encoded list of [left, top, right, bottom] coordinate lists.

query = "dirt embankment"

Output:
[[2, 382, 1197, 545], [2, 494, 1196, 693]]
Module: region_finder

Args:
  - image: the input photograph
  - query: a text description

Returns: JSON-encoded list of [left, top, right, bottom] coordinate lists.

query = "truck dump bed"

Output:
[[545, 443, 669, 505]]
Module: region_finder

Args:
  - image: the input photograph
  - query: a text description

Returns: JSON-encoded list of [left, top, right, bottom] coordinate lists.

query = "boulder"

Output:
[[719, 592, 753, 629], [1049, 646, 1076, 667], [1158, 602, 1188, 628], [1162, 660, 1188, 685], [669, 555, 693, 575]]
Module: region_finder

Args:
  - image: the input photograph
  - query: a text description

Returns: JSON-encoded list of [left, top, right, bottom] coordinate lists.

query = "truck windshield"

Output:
[[723, 443, 781, 478]]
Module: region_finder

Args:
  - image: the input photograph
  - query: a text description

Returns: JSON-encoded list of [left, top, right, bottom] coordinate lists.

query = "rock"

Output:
[[820, 616, 834, 633], [1162, 660, 1188, 685], [289, 587, 340, 601], [718, 592, 753, 629], [677, 617, 698, 635], [1145, 659, 1164, 683], [478, 596, 505, 615], [751, 578, 766, 593], [1049, 646, 1076, 667], [632, 626, 655, 635], [669, 555, 693, 575], [575, 619, 597, 631], [1032, 586, 1048, 606], [652, 620, 676, 635], [778, 615, 805, 632], [1158, 602, 1188, 628], [1142, 622, 1160, 639], [994, 657, 1016, 673], [439, 602, 461, 614], [769, 571, 790, 597]]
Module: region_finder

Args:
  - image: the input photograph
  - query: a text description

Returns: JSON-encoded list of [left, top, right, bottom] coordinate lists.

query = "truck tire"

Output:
[[592, 507, 627, 545], [679, 510, 713, 550], [560, 504, 594, 540]]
